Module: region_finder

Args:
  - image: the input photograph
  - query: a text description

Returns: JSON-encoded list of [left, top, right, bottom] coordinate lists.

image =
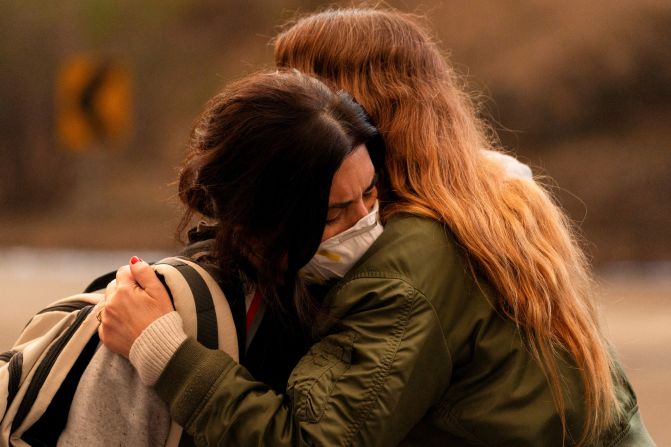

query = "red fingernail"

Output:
[[130, 256, 142, 265]]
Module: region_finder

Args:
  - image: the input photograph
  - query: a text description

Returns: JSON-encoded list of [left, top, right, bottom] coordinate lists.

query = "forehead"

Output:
[[329, 144, 374, 203]]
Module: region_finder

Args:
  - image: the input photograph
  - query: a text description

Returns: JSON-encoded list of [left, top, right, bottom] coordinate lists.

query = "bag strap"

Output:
[[82, 271, 117, 293], [151, 257, 233, 447], [11, 257, 232, 447], [155, 258, 219, 350], [11, 305, 96, 434], [81, 257, 225, 353], [21, 331, 100, 446]]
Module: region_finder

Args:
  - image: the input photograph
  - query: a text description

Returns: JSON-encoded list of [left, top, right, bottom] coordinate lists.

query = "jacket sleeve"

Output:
[[154, 275, 452, 446]]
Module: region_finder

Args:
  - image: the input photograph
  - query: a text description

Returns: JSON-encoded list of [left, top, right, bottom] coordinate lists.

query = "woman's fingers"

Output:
[[115, 264, 134, 285], [99, 279, 140, 358], [98, 257, 174, 358], [129, 257, 173, 312], [104, 279, 116, 304]]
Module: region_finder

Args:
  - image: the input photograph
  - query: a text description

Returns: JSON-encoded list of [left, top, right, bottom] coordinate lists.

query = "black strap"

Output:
[[83, 271, 117, 293], [156, 258, 219, 350], [12, 305, 94, 433], [36, 300, 92, 315], [0, 350, 16, 363], [155, 258, 219, 447], [7, 351, 23, 410], [22, 333, 100, 447]]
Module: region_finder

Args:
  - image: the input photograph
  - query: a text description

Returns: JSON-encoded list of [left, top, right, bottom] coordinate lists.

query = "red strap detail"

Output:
[[246, 289, 262, 333]]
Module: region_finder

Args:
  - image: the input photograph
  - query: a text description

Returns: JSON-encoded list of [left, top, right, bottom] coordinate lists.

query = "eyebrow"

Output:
[[328, 173, 378, 210]]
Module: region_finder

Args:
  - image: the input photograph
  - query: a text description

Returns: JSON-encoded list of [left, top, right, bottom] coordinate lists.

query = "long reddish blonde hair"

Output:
[[275, 7, 622, 444]]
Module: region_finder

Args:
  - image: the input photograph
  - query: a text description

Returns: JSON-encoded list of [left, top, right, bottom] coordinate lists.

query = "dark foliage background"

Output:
[[1, 0, 669, 264]]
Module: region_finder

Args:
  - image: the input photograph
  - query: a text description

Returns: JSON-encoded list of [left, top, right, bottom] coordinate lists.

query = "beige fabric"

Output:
[[1, 295, 101, 447], [129, 312, 187, 386], [1, 257, 238, 447], [59, 258, 238, 447]]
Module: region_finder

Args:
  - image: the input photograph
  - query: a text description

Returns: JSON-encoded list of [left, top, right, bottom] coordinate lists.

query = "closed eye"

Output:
[[325, 173, 378, 226], [325, 212, 341, 225], [364, 174, 379, 196]]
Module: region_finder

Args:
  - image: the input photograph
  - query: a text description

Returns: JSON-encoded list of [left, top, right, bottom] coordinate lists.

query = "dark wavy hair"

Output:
[[177, 69, 381, 325]]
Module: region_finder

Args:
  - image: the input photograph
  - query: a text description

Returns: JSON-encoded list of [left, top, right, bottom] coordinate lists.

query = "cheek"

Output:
[[321, 217, 353, 241], [320, 225, 338, 242]]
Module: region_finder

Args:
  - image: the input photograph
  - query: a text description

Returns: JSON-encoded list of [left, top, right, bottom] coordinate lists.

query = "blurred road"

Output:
[[1, 248, 669, 444], [596, 265, 671, 446], [0, 247, 171, 349]]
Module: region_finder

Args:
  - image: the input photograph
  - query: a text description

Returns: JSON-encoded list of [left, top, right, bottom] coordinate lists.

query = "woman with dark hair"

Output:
[[113, 67, 381, 347], [100, 7, 653, 447], [173, 68, 380, 326], [87, 67, 383, 444]]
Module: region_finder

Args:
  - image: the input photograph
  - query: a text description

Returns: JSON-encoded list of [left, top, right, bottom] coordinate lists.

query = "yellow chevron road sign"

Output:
[[56, 55, 131, 151]]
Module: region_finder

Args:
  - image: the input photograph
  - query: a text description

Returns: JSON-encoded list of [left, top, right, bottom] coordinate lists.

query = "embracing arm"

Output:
[[122, 270, 452, 446], [161, 277, 450, 446]]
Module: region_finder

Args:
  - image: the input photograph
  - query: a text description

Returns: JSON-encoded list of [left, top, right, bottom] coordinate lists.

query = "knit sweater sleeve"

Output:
[[129, 311, 188, 386]]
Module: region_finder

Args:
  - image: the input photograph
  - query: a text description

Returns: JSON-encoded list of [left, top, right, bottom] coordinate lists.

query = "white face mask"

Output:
[[300, 201, 383, 284]]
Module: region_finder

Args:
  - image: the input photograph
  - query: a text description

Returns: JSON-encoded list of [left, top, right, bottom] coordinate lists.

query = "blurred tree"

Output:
[[0, 3, 75, 214], [0, 0, 669, 261]]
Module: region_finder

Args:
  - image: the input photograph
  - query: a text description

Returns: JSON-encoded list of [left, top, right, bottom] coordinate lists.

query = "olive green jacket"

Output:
[[155, 215, 654, 446]]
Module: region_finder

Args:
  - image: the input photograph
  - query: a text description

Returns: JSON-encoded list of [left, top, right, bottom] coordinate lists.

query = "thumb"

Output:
[[128, 256, 170, 302]]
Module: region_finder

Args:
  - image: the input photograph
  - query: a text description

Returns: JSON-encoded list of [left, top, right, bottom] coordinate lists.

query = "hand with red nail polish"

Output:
[[99, 257, 173, 358]]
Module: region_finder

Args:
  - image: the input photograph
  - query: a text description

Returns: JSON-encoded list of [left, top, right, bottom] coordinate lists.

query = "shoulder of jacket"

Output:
[[342, 215, 467, 293]]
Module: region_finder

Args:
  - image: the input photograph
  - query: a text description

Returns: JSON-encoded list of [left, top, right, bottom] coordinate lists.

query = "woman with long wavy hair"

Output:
[[273, 8, 652, 445], [98, 7, 653, 446]]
